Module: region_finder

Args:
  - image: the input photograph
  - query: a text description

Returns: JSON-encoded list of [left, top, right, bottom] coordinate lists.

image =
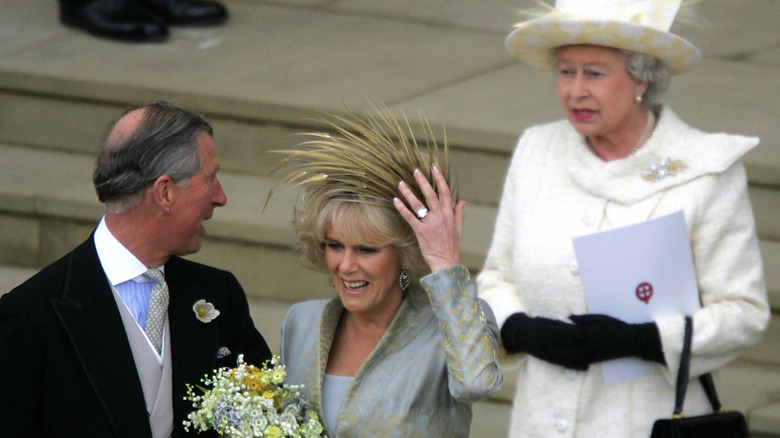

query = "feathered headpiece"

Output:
[[267, 104, 456, 212]]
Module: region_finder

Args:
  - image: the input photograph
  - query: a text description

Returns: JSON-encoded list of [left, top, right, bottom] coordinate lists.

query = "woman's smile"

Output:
[[341, 279, 369, 293], [325, 227, 404, 319]]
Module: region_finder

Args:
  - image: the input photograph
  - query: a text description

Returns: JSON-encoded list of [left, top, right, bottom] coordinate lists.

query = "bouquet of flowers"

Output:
[[183, 354, 326, 438]]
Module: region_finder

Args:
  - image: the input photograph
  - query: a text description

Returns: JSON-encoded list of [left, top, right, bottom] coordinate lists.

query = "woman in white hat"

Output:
[[477, 0, 769, 436]]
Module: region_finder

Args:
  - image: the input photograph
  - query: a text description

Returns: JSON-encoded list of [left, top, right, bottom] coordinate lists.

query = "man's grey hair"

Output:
[[92, 101, 214, 213]]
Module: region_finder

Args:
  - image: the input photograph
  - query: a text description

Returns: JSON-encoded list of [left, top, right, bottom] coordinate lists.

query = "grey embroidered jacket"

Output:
[[281, 265, 503, 437]]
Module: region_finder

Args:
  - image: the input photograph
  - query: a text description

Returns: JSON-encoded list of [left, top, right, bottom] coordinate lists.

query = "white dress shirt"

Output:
[[94, 217, 166, 362]]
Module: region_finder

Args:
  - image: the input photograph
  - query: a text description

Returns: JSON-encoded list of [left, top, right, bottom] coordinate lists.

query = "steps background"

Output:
[[1, 0, 778, 436]]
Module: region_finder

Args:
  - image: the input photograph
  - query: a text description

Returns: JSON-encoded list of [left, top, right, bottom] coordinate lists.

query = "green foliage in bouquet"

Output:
[[184, 355, 326, 438]]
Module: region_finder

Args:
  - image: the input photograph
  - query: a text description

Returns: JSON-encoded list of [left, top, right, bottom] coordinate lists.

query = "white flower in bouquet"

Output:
[[183, 355, 326, 438]]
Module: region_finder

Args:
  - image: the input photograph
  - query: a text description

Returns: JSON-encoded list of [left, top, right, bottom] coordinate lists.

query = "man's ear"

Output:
[[151, 175, 175, 214]]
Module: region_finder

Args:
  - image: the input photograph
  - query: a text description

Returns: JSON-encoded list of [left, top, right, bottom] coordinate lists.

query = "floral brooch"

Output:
[[193, 299, 220, 323], [643, 157, 688, 182]]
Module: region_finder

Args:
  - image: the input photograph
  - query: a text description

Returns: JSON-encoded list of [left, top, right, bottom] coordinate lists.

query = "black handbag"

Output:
[[650, 316, 748, 438]]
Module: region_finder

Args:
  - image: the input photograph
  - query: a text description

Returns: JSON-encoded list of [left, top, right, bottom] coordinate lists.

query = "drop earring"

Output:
[[399, 264, 411, 291]]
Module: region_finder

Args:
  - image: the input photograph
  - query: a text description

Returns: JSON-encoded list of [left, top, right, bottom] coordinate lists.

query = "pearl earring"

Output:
[[636, 95, 643, 103]]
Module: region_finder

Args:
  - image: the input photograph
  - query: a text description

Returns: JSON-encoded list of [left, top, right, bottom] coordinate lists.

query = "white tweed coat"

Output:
[[477, 106, 769, 437]]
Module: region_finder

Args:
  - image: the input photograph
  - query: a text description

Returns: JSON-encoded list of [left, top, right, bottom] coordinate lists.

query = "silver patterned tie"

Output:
[[143, 268, 169, 355]]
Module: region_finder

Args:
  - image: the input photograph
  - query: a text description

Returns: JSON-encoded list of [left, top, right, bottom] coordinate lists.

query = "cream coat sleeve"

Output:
[[477, 140, 527, 328], [656, 160, 769, 383], [477, 137, 531, 366]]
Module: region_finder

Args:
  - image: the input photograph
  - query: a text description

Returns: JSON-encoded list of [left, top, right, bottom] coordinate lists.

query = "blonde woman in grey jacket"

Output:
[[271, 107, 503, 437]]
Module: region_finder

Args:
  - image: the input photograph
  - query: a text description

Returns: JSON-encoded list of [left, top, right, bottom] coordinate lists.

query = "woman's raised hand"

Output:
[[393, 166, 465, 273]]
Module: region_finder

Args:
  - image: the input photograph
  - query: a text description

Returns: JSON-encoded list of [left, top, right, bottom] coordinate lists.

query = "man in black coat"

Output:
[[0, 101, 272, 437]]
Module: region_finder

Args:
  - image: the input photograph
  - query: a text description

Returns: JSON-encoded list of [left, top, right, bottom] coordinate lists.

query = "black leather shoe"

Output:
[[135, 0, 228, 25], [60, 0, 169, 43]]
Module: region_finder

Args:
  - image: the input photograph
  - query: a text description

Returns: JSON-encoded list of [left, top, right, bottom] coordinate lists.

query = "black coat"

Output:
[[0, 233, 272, 437]]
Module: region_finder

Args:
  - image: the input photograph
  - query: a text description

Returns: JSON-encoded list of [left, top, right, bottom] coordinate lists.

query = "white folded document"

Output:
[[572, 210, 700, 384]]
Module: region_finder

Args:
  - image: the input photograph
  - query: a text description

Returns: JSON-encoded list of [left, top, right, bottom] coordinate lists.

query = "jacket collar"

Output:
[[316, 297, 432, 395], [52, 234, 152, 438], [165, 256, 220, 436], [53, 234, 222, 438], [566, 106, 759, 205]]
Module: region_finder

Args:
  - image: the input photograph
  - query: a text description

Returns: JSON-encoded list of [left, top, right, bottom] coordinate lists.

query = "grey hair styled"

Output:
[[92, 101, 213, 213], [619, 50, 671, 110]]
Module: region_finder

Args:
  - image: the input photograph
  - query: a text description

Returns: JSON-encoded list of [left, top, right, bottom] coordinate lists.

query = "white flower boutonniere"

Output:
[[193, 299, 220, 323]]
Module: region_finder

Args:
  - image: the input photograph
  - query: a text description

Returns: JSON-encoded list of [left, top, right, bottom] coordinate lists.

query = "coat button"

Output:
[[566, 369, 578, 381], [582, 212, 596, 226], [556, 418, 568, 433], [570, 260, 579, 275]]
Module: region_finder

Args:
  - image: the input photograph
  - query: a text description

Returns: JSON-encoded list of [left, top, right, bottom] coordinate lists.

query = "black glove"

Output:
[[569, 314, 665, 365], [500, 312, 589, 370]]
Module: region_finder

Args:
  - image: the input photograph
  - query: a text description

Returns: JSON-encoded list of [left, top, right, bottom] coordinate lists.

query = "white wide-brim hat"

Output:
[[506, 0, 701, 74]]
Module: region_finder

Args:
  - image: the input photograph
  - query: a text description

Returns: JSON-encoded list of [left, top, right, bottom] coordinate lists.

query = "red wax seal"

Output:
[[636, 282, 653, 304]]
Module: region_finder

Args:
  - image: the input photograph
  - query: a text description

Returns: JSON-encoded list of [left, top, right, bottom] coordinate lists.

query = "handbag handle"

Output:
[[672, 316, 726, 418], [699, 371, 726, 414]]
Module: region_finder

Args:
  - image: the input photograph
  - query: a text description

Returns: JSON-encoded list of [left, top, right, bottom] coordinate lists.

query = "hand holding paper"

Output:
[[569, 314, 665, 365], [572, 210, 700, 384], [501, 313, 590, 370]]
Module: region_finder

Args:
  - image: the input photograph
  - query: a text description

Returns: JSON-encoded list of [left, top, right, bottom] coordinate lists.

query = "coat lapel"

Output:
[[51, 235, 151, 438], [165, 257, 219, 435]]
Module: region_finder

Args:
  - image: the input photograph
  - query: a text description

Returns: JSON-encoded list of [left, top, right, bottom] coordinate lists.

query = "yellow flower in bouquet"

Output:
[[183, 355, 325, 438]]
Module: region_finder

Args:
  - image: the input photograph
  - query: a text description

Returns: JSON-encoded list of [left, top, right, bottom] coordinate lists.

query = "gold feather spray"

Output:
[[265, 103, 457, 212]]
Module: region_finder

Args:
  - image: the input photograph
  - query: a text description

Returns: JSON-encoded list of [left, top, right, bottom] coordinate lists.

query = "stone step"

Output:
[[752, 403, 780, 438], [765, 241, 780, 310], [0, 90, 513, 208], [3, 84, 780, 213], [1, 3, 779, 208], [0, 265, 39, 294]]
